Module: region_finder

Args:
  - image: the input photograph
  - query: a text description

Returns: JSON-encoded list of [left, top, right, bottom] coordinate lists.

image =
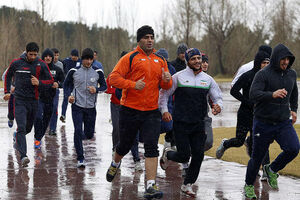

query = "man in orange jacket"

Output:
[[106, 25, 172, 199]]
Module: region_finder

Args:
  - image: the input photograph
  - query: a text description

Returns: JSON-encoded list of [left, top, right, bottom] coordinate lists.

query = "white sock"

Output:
[[146, 180, 155, 189], [112, 160, 120, 167], [182, 162, 189, 169]]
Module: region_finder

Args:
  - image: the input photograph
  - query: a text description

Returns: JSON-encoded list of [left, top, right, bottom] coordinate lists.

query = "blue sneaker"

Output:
[[77, 159, 86, 168], [34, 140, 42, 149], [8, 120, 14, 128], [144, 183, 163, 199]]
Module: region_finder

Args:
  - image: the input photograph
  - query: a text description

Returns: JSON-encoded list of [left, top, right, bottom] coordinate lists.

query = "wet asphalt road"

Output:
[[0, 90, 300, 200]]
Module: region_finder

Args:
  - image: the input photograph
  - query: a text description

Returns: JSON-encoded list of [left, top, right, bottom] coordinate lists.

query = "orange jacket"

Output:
[[109, 46, 172, 111]]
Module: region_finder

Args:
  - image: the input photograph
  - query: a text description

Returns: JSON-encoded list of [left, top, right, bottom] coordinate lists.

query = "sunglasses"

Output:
[[262, 61, 270, 64]]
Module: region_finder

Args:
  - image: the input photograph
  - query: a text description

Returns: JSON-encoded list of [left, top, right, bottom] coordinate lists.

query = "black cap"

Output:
[[71, 49, 79, 57]]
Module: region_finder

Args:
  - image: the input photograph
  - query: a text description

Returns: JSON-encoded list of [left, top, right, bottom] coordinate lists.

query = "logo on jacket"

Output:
[[22, 67, 30, 70], [199, 80, 208, 86], [90, 78, 96, 82], [50, 70, 56, 76], [154, 59, 158, 63], [140, 59, 146, 61]]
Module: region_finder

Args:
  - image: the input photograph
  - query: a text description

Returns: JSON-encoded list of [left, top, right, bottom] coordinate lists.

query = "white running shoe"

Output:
[[181, 183, 196, 197]]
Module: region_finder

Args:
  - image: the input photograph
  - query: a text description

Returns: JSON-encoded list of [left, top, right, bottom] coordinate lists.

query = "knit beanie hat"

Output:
[[202, 53, 209, 63], [156, 48, 169, 60], [137, 25, 154, 42], [71, 49, 79, 57], [81, 48, 94, 60], [185, 48, 201, 62], [177, 43, 188, 55]]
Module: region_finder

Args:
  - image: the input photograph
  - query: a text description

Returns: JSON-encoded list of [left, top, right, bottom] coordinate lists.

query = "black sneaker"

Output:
[[49, 130, 57, 136], [60, 115, 66, 123], [106, 161, 120, 182], [144, 183, 163, 199]]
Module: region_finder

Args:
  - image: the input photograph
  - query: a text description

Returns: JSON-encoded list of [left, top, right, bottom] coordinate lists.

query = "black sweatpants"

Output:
[[167, 121, 207, 185]]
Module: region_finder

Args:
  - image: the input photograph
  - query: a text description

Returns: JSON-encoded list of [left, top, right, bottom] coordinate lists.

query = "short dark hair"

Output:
[[51, 48, 59, 54], [81, 48, 94, 60], [26, 42, 39, 52]]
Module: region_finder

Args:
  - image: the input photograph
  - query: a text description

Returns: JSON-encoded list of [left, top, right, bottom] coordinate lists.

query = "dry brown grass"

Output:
[[160, 125, 300, 178]]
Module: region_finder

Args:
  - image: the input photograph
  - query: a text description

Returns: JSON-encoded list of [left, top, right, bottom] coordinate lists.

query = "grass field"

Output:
[[160, 124, 300, 178]]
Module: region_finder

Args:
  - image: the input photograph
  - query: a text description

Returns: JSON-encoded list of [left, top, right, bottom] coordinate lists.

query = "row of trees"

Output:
[[0, 0, 299, 77]]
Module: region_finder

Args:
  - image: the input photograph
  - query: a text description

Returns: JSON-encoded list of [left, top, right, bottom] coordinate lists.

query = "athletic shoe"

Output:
[[60, 115, 66, 123], [216, 138, 227, 159], [244, 184, 256, 199], [144, 183, 163, 199], [163, 141, 171, 149], [263, 164, 279, 189], [49, 130, 57, 136], [160, 147, 172, 170], [181, 183, 196, 197], [34, 140, 42, 149], [21, 157, 30, 167], [77, 159, 86, 168], [106, 161, 120, 182], [8, 120, 14, 128], [135, 161, 143, 172], [261, 167, 268, 181]]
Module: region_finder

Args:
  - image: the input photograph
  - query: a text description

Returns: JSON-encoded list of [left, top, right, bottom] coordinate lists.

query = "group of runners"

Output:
[[2, 25, 299, 199]]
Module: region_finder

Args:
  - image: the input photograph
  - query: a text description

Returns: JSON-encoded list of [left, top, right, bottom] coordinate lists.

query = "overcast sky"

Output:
[[0, 0, 169, 34]]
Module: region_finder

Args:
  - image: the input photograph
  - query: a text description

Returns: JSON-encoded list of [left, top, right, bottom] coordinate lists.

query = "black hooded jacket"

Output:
[[170, 57, 186, 72], [39, 48, 65, 103], [230, 50, 270, 112], [4, 52, 54, 100], [250, 44, 297, 123]]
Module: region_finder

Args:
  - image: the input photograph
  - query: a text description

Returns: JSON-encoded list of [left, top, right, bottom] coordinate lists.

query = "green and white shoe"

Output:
[[244, 184, 257, 199]]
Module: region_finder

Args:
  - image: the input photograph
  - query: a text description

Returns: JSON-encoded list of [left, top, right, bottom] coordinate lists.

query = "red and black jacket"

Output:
[[4, 53, 54, 100]]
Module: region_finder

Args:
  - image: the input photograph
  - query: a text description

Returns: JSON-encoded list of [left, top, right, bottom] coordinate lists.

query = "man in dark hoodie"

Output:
[[244, 44, 300, 199], [170, 43, 188, 72], [3, 42, 54, 167], [33, 48, 65, 149], [216, 50, 270, 158]]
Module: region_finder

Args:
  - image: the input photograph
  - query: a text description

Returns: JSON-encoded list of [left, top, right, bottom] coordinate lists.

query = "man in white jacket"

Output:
[[159, 48, 223, 197]]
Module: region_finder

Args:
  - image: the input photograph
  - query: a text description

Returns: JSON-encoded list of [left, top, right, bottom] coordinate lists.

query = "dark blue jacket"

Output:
[[250, 44, 297, 123], [62, 57, 81, 75], [161, 62, 176, 133], [4, 53, 54, 100]]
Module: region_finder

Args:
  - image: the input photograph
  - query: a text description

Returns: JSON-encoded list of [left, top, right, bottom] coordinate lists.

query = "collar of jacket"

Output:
[[136, 45, 156, 57]]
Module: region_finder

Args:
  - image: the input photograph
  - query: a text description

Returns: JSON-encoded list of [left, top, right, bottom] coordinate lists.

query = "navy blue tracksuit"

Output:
[[4, 53, 53, 159], [245, 44, 300, 185]]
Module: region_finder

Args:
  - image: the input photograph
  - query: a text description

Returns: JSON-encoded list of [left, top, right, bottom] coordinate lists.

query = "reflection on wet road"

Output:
[[0, 86, 300, 199]]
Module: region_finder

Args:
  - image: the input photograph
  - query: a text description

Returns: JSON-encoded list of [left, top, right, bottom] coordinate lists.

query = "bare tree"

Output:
[[196, 0, 237, 74], [173, 0, 196, 46], [270, 0, 295, 45]]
